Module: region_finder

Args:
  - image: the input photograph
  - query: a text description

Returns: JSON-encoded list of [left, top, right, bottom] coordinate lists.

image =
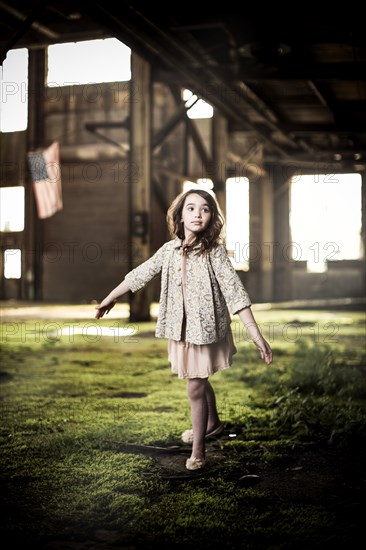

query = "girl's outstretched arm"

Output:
[[95, 280, 131, 319], [238, 307, 273, 365]]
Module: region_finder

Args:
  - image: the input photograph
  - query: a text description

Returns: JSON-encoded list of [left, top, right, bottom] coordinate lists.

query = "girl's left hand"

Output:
[[257, 338, 273, 365]]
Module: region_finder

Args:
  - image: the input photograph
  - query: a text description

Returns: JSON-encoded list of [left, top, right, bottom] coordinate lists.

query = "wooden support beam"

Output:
[[25, 48, 46, 301], [211, 112, 228, 210], [0, 0, 55, 64], [152, 96, 199, 150], [129, 52, 152, 322], [168, 85, 224, 191], [273, 171, 293, 301]]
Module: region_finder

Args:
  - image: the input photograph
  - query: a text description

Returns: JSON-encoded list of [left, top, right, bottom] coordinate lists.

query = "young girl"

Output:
[[95, 189, 272, 471]]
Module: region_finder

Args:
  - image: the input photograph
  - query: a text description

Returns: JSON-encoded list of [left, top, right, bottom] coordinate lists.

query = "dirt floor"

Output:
[[128, 435, 365, 504], [37, 436, 365, 549]]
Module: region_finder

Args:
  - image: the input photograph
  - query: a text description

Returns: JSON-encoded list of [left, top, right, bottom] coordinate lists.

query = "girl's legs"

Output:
[[205, 380, 221, 433], [187, 378, 208, 460], [186, 378, 222, 460]]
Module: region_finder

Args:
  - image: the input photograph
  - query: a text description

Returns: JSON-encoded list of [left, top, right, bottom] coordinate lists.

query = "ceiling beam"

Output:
[[280, 123, 366, 133], [86, 1, 304, 160], [0, 0, 58, 63], [237, 61, 366, 81]]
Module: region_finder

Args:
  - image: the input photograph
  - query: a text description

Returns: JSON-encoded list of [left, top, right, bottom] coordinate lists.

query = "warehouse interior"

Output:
[[0, 1, 365, 320]]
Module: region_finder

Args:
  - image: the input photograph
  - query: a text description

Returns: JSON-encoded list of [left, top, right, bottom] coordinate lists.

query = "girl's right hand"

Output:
[[95, 298, 116, 319]]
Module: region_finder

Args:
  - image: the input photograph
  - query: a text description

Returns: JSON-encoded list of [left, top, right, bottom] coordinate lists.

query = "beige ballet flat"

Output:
[[181, 423, 224, 444], [186, 456, 205, 471]]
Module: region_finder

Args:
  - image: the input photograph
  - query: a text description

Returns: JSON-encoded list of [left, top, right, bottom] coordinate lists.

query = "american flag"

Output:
[[27, 141, 63, 219]]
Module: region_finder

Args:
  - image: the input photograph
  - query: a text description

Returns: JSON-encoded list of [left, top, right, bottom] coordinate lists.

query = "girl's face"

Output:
[[181, 193, 212, 241]]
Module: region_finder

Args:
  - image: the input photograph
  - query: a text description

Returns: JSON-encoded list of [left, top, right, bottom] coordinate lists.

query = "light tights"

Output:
[[187, 378, 221, 459]]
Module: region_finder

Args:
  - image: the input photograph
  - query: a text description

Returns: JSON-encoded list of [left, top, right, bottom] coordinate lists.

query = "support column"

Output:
[[273, 168, 292, 301], [211, 112, 227, 214], [26, 48, 46, 301], [129, 52, 152, 322], [361, 170, 366, 296], [260, 174, 275, 302]]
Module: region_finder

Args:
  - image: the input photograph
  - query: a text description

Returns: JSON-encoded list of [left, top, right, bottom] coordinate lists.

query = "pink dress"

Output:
[[168, 254, 237, 379]]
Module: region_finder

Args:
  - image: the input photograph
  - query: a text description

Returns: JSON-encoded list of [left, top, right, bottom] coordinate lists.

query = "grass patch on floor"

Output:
[[1, 307, 365, 548]]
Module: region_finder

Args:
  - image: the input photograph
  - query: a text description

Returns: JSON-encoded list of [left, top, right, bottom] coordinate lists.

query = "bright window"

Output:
[[4, 249, 21, 279], [47, 38, 131, 85], [0, 187, 25, 232], [182, 89, 213, 119], [0, 48, 28, 132], [226, 177, 250, 270], [290, 173, 362, 272], [183, 178, 214, 195]]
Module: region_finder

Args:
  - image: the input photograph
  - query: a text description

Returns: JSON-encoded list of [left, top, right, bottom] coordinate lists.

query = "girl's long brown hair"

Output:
[[166, 189, 225, 254]]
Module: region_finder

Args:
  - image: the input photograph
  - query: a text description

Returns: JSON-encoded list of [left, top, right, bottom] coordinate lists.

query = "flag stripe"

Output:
[[27, 142, 63, 219], [33, 180, 54, 219]]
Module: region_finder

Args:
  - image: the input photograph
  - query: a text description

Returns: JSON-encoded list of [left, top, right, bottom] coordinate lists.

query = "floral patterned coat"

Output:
[[124, 238, 252, 345]]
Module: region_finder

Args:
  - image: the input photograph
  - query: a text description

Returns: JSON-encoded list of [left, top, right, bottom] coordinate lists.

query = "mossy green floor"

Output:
[[1, 305, 365, 549]]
